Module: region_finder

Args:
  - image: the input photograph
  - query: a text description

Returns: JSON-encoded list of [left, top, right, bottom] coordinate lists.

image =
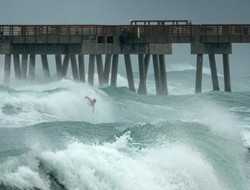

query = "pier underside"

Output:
[[1, 42, 232, 95]]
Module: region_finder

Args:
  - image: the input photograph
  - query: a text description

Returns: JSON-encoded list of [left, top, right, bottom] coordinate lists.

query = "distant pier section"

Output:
[[1, 20, 250, 94]]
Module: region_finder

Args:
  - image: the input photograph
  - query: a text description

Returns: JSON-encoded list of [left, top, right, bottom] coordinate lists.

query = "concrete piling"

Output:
[[70, 54, 79, 80], [21, 54, 28, 79], [13, 54, 21, 80], [208, 54, 219, 91], [62, 54, 69, 77], [223, 54, 231, 92], [138, 54, 151, 93], [195, 54, 203, 93], [96, 54, 104, 86], [153, 54, 161, 95], [159, 54, 168, 95], [124, 54, 135, 92], [29, 54, 36, 79], [0, 51, 233, 95], [137, 54, 147, 94], [103, 54, 112, 85], [41, 55, 50, 78], [144, 54, 151, 77], [111, 54, 119, 86], [88, 54, 95, 86], [55, 54, 62, 79], [4, 54, 11, 84], [78, 54, 85, 82]]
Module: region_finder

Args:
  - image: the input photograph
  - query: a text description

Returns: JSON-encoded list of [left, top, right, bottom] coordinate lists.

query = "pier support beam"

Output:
[[138, 54, 147, 94], [29, 54, 36, 79], [138, 54, 151, 93], [13, 54, 21, 80], [78, 54, 85, 82], [192, 43, 232, 93], [111, 54, 119, 86], [159, 54, 168, 95], [41, 55, 50, 78], [70, 54, 79, 80], [21, 54, 28, 79], [88, 54, 95, 86], [4, 54, 11, 84], [223, 54, 231, 92], [62, 54, 69, 77], [195, 54, 203, 93], [103, 54, 112, 85], [143, 54, 151, 78], [153, 54, 161, 95], [96, 54, 104, 86], [124, 54, 135, 92], [208, 54, 219, 91], [55, 54, 62, 79]]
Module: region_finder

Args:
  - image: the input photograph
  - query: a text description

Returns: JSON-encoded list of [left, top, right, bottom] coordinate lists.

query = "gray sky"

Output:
[[0, 0, 250, 76], [1, 0, 250, 24]]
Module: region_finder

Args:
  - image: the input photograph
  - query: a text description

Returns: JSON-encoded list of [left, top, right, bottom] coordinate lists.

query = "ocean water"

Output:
[[0, 63, 249, 190]]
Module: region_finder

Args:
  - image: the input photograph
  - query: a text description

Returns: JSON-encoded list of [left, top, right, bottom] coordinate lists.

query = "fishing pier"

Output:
[[1, 20, 250, 94]]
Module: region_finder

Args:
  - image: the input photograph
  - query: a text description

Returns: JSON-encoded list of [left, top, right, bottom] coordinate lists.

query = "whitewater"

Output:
[[0, 62, 249, 190]]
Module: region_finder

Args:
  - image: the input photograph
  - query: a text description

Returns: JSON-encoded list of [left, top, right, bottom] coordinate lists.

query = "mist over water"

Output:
[[0, 62, 249, 190]]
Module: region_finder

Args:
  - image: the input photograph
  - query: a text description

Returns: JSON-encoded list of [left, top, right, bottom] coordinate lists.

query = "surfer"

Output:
[[85, 96, 97, 113]]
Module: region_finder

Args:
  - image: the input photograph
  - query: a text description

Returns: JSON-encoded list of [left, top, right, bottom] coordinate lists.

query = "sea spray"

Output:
[[37, 131, 225, 190]]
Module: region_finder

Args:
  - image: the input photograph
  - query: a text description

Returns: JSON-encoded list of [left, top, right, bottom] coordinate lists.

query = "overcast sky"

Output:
[[0, 0, 250, 76], [1, 0, 250, 24]]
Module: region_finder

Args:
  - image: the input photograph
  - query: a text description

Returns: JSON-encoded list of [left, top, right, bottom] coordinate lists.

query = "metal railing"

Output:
[[0, 25, 117, 37], [0, 24, 250, 43], [120, 25, 193, 37], [201, 24, 250, 35], [129, 20, 190, 25]]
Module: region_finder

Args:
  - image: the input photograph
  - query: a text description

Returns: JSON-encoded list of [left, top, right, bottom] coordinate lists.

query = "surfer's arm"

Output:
[[85, 96, 90, 100]]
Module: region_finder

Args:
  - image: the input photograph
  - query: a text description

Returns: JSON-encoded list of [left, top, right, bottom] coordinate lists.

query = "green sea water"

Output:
[[0, 72, 249, 190]]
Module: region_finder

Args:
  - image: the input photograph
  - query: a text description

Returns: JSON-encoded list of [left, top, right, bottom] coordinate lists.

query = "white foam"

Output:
[[0, 152, 50, 190], [1, 166, 50, 190], [38, 133, 227, 190], [243, 131, 250, 147], [0, 79, 115, 127]]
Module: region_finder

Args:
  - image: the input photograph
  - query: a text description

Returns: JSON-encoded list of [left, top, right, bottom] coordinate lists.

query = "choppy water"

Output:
[[0, 65, 249, 190]]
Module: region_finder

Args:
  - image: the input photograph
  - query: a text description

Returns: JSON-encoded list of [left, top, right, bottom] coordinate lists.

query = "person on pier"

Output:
[[85, 96, 97, 113]]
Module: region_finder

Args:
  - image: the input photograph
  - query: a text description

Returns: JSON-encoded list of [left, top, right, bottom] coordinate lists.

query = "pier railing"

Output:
[[201, 24, 250, 42], [0, 25, 116, 36], [1, 24, 250, 43]]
